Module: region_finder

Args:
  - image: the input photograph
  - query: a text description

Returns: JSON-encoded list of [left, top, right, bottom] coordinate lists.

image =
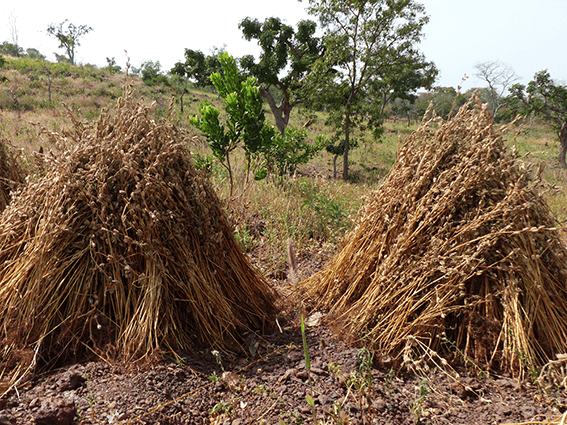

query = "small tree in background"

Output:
[[104, 57, 122, 74], [0, 42, 24, 57], [139, 60, 168, 86], [190, 52, 275, 196], [318, 134, 359, 179], [474, 60, 518, 118], [420, 87, 468, 119], [171, 48, 224, 112], [508, 70, 567, 166], [47, 20, 93, 65], [26, 48, 45, 60], [239, 17, 322, 136], [305, 0, 436, 181], [172, 49, 223, 87], [262, 127, 324, 178]]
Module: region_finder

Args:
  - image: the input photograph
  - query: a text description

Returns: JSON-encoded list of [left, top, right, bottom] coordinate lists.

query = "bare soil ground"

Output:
[[1, 250, 566, 425], [2, 323, 566, 425]]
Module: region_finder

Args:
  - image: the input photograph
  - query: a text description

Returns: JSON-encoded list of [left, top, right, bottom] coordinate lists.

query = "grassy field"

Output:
[[1, 55, 565, 278]]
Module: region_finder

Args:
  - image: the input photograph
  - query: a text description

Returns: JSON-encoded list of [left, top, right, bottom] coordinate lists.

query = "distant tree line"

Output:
[[2, 5, 566, 168], [0, 42, 45, 60]]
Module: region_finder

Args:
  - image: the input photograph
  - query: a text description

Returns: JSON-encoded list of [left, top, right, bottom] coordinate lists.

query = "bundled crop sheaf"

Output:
[[300, 97, 567, 377], [0, 96, 277, 385]]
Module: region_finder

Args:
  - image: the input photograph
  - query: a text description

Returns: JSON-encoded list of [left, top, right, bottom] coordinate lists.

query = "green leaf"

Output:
[[301, 314, 311, 371], [306, 394, 315, 407]]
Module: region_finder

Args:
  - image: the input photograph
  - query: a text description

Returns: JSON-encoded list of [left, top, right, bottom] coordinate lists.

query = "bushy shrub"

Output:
[[263, 127, 323, 177]]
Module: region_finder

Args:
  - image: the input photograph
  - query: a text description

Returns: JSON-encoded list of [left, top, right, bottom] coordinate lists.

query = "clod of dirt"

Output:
[[34, 397, 76, 425], [57, 369, 85, 392]]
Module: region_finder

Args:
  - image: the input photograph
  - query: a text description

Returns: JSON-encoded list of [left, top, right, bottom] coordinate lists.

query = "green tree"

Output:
[[421, 86, 468, 119], [26, 48, 45, 60], [104, 57, 122, 74], [172, 49, 223, 87], [386, 98, 419, 125], [171, 48, 226, 112], [305, 0, 436, 180], [0, 42, 24, 57], [239, 17, 322, 136], [190, 52, 275, 196], [320, 134, 359, 179], [508, 70, 567, 166], [171, 49, 220, 112], [262, 127, 324, 177], [47, 20, 93, 65], [139, 60, 168, 86], [368, 59, 437, 117]]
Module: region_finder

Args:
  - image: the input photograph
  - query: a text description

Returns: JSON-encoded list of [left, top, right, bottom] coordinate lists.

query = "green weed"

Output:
[[410, 379, 429, 423]]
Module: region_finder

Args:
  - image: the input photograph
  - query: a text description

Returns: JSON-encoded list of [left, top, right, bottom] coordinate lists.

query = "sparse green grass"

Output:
[[501, 121, 567, 221]]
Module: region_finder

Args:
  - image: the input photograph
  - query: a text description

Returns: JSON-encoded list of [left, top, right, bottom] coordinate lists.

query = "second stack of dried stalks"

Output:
[[301, 98, 567, 378], [0, 95, 276, 386]]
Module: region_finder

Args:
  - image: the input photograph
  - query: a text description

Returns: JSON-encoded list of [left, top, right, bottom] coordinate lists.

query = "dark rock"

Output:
[[521, 406, 536, 419], [174, 369, 187, 380], [495, 378, 519, 390], [452, 377, 482, 399], [34, 397, 76, 425], [57, 370, 85, 392]]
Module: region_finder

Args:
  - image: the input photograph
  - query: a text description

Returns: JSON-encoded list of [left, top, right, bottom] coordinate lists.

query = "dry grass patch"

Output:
[[300, 97, 567, 378], [0, 93, 277, 394], [0, 138, 25, 211]]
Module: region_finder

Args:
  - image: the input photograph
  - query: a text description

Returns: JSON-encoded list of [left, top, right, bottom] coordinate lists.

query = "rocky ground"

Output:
[[1, 316, 567, 425]]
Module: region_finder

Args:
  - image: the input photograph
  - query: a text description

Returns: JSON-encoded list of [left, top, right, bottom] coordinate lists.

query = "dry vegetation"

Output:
[[1, 58, 567, 424], [0, 137, 25, 211], [0, 93, 275, 394], [300, 97, 567, 379]]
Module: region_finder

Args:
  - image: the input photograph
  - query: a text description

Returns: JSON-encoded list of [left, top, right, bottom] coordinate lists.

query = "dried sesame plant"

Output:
[[0, 94, 277, 390], [0, 138, 25, 211], [300, 96, 567, 378]]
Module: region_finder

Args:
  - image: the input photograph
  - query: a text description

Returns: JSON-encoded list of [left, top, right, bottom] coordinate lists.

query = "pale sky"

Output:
[[1, 0, 565, 91]]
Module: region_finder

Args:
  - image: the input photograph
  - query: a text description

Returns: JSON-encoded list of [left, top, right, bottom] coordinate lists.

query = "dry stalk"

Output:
[[0, 94, 278, 392], [300, 95, 567, 378]]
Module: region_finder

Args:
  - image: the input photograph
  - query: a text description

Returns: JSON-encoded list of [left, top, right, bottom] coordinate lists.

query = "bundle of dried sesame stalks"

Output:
[[301, 97, 567, 378], [0, 95, 276, 389]]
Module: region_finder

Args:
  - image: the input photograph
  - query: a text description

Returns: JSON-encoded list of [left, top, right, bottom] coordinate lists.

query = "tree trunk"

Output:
[[343, 114, 351, 181], [332, 155, 338, 179], [559, 122, 567, 166], [260, 88, 291, 136]]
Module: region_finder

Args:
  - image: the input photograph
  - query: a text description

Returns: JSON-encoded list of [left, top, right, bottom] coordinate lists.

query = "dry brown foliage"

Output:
[[0, 94, 277, 391], [0, 138, 25, 211], [300, 97, 567, 378]]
